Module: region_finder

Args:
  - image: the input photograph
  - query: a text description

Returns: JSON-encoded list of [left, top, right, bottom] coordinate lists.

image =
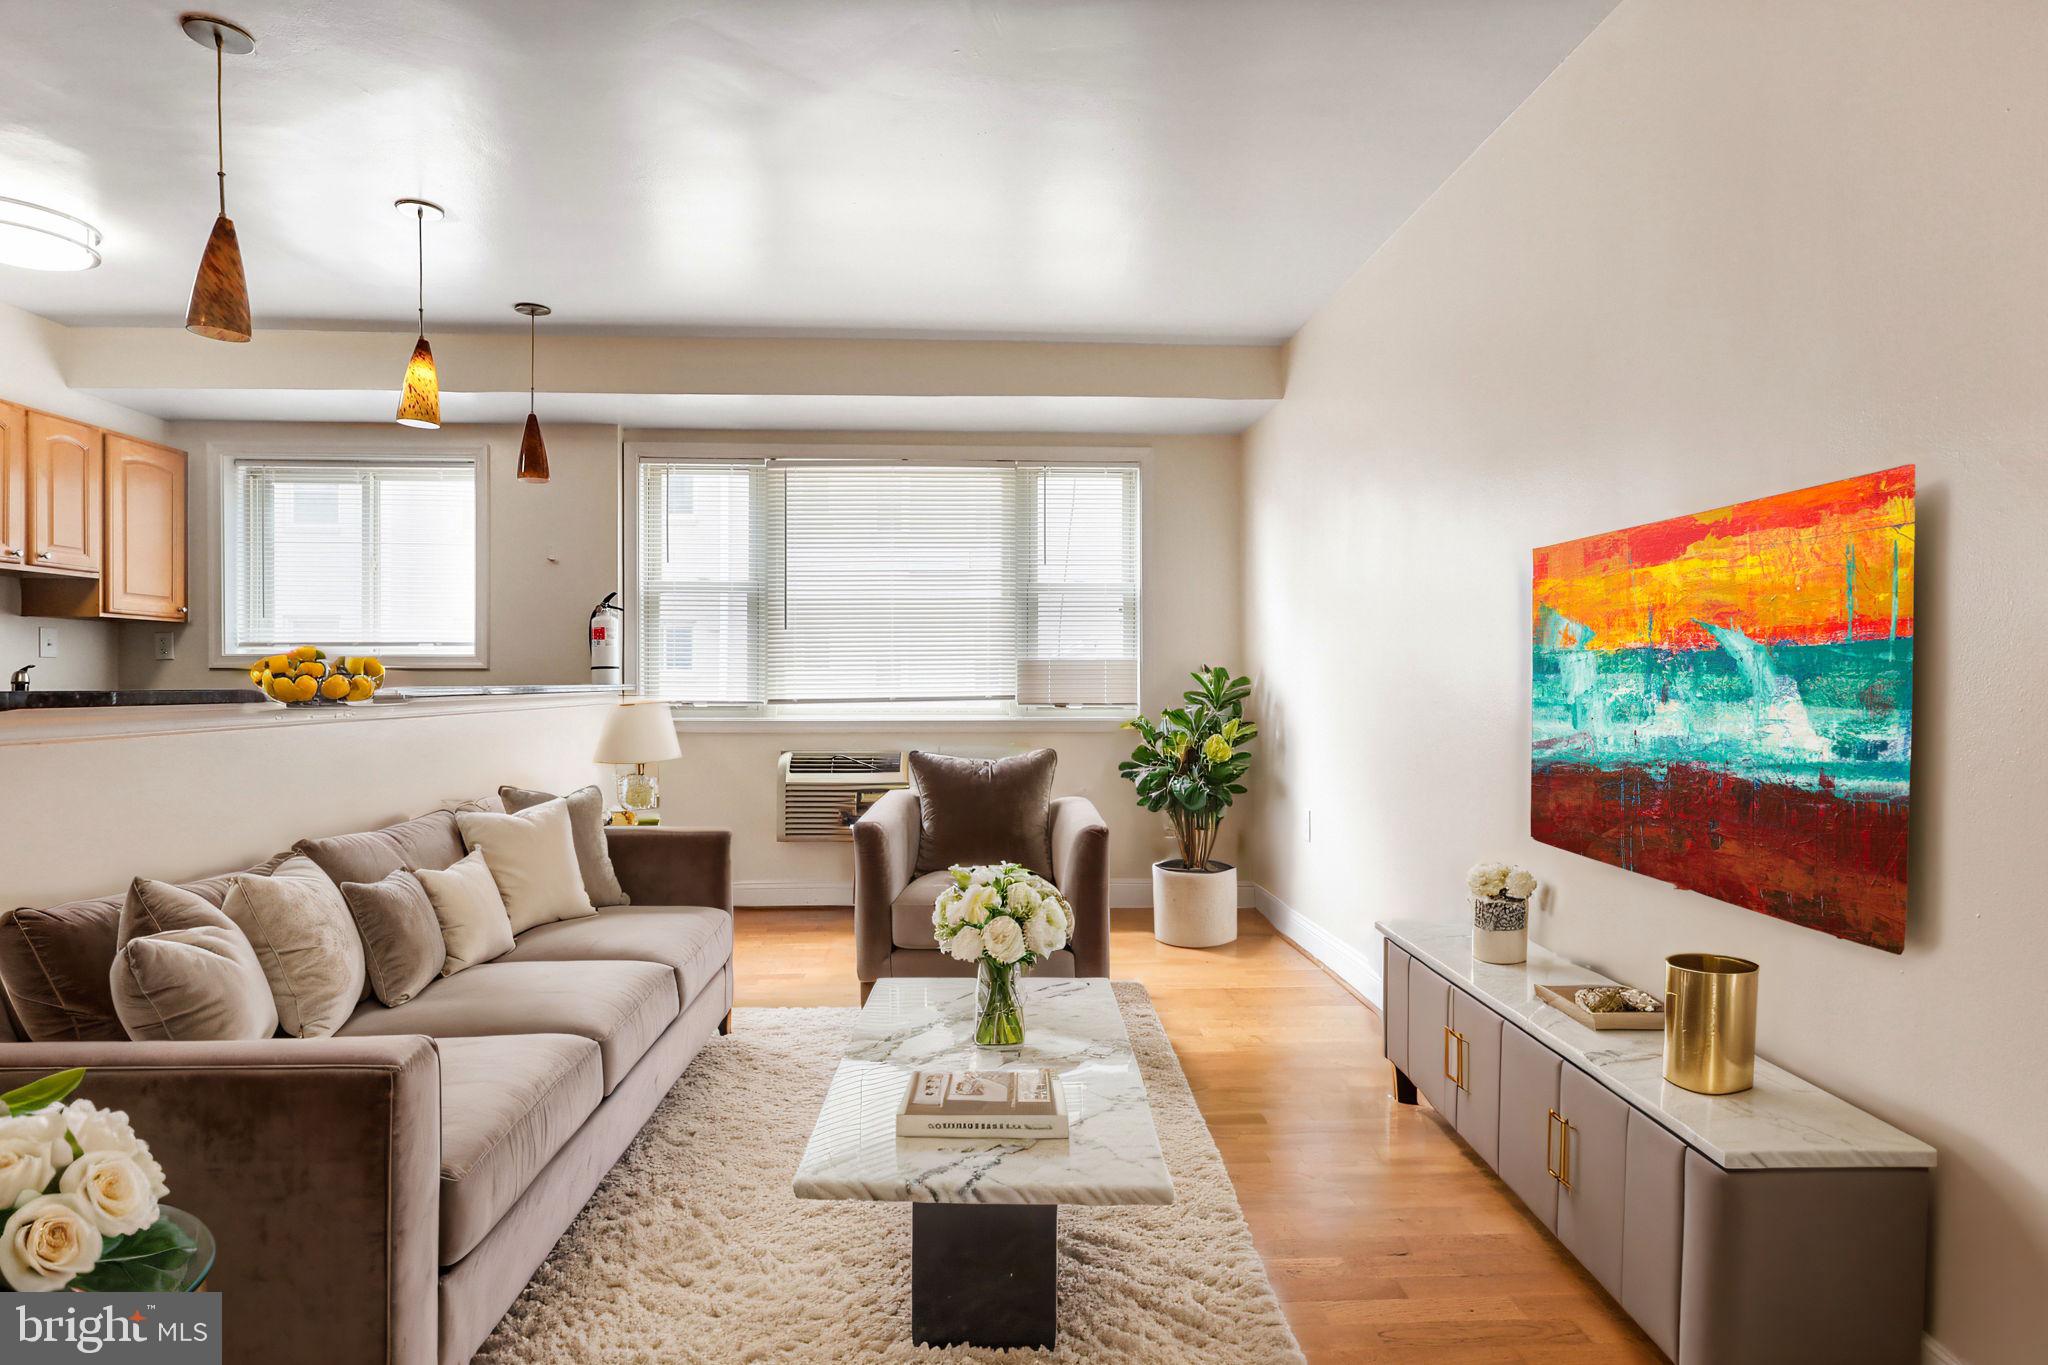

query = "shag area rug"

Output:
[[477, 981, 1304, 1363]]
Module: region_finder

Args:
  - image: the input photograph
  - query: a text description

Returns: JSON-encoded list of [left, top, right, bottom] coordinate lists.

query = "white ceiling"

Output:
[[0, 0, 1616, 345]]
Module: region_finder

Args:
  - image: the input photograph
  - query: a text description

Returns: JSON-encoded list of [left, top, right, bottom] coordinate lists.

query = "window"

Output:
[[633, 454, 1140, 713], [222, 453, 485, 664]]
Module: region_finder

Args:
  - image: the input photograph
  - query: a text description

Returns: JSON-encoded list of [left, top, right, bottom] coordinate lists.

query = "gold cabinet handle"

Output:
[[1545, 1109, 1561, 1181], [1443, 1025, 1456, 1085], [1454, 1033, 1469, 1092], [1557, 1117, 1574, 1192]]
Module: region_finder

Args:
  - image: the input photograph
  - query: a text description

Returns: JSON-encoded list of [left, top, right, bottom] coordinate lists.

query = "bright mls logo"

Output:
[[7, 1294, 219, 1363]]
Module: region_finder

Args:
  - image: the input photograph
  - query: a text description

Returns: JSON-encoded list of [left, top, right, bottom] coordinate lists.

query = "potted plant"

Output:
[[1467, 861, 1539, 964], [1118, 666, 1256, 947]]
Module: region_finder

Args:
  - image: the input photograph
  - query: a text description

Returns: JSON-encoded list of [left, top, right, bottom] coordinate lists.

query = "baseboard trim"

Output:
[[1923, 1334, 1968, 1365], [1252, 884, 1384, 1012], [734, 880, 850, 907]]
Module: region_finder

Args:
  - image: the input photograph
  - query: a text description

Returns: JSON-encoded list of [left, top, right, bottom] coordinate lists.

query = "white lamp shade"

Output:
[[594, 702, 682, 765]]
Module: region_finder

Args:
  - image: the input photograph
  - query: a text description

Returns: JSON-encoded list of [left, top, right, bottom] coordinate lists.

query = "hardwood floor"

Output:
[[733, 905, 1662, 1364]]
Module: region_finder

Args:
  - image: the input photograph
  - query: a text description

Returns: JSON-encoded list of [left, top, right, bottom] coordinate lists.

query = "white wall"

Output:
[[0, 301, 166, 689], [636, 431, 1245, 894], [117, 420, 624, 690], [1238, 2, 2045, 1361]]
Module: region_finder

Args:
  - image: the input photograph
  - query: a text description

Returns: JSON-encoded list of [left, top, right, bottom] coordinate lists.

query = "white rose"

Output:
[[934, 885, 962, 924], [961, 886, 997, 926], [981, 915, 1026, 965], [1024, 914, 1064, 958], [129, 1143, 169, 1203], [64, 1101, 141, 1160], [947, 925, 985, 963], [0, 1193, 102, 1292], [1503, 869, 1539, 901], [58, 1152, 158, 1238], [1466, 862, 1511, 898], [1041, 894, 1069, 934], [0, 1138, 55, 1210], [966, 865, 996, 888], [0, 1108, 71, 1177], [1005, 883, 1041, 917]]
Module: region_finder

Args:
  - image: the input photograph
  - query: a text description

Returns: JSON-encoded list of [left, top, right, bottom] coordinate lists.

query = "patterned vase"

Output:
[[975, 958, 1026, 1048], [1472, 895, 1529, 964]]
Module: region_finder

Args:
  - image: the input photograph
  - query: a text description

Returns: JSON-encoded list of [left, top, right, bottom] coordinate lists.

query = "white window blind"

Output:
[[226, 458, 479, 659], [635, 458, 1140, 710]]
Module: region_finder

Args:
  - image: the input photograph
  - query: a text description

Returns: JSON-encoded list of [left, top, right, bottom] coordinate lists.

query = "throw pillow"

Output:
[[416, 849, 515, 976], [110, 925, 278, 1042], [499, 784, 630, 907], [455, 800, 597, 934], [119, 878, 231, 942], [339, 869, 447, 1007], [220, 855, 368, 1038], [908, 749, 1057, 876]]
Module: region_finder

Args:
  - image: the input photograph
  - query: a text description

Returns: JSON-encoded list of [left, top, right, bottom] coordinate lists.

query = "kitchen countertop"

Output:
[[0, 685, 625, 744], [1378, 918, 1936, 1171]]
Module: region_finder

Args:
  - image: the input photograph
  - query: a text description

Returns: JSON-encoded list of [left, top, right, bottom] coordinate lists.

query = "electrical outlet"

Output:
[[154, 633, 177, 661], [37, 627, 57, 659]]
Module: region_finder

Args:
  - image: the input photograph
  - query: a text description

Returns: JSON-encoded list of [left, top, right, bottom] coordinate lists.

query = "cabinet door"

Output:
[[1621, 1111, 1685, 1361], [0, 401, 24, 569], [1556, 1065, 1630, 1301], [1383, 940, 1411, 1078], [1497, 1024, 1561, 1230], [102, 437, 186, 619], [1450, 988, 1502, 1169], [1405, 958, 1455, 1118], [26, 411, 101, 574]]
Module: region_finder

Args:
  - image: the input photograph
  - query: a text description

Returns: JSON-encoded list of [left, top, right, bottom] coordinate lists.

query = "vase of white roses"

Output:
[[1468, 862, 1539, 964], [933, 863, 1073, 1048], [0, 1067, 206, 1293]]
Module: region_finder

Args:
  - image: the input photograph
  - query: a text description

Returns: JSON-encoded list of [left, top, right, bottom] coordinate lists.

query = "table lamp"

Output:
[[593, 701, 681, 824]]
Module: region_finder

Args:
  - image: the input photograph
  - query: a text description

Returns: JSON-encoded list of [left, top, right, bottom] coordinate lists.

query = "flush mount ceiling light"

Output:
[[394, 198, 445, 429], [0, 197, 103, 272], [180, 13, 256, 341], [513, 302, 551, 482]]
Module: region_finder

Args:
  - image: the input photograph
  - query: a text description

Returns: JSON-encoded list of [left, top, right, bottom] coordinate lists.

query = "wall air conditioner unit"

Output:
[[1016, 658, 1138, 708], [778, 751, 910, 841]]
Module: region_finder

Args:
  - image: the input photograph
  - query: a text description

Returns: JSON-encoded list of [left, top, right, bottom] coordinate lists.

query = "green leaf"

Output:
[[3, 1067, 86, 1116], [69, 1216, 199, 1294]]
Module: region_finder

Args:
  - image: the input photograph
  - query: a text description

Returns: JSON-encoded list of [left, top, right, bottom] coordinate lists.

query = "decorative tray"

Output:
[[1534, 983, 1665, 1030]]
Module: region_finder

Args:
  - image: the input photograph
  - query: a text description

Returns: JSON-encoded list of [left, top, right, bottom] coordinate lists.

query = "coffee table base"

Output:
[[911, 1202, 1057, 1349]]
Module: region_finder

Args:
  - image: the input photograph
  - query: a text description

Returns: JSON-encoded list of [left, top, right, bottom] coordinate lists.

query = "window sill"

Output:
[[666, 709, 1136, 735]]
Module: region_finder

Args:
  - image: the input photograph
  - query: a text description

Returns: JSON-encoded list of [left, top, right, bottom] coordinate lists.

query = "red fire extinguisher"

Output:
[[590, 592, 622, 685]]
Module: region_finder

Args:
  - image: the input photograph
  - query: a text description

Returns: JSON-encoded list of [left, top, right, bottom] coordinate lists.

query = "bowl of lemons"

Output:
[[249, 647, 386, 705]]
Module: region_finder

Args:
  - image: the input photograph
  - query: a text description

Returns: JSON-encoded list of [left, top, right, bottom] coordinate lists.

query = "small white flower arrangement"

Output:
[[0, 1068, 196, 1292], [933, 864, 1072, 968], [1468, 862, 1539, 932]]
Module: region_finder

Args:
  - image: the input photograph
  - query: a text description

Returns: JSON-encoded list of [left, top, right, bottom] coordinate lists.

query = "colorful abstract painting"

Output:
[[1530, 467, 1915, 952]]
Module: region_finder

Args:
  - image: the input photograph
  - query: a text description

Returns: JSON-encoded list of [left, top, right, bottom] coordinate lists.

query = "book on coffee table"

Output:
[[897, 1068, 1069, 1139]]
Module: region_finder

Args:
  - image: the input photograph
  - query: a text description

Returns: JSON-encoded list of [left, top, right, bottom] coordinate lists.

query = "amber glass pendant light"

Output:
[[394, 198, 444, 429], [181, 14, 256, 341], [513, 302, 551, 482]]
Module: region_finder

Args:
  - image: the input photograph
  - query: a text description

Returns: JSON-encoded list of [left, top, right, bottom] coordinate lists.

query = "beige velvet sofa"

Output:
[[0, 802, 733, 1365]]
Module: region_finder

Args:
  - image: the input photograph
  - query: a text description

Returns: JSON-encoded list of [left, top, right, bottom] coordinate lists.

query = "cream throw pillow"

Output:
[[417, 848, 516, 975], [456, 799, 597, 934], [220, 854, 367, 1038], [111, 926, 279, 1042]]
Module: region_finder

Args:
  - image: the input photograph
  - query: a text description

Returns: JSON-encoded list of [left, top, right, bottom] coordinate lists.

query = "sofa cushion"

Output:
[[890, 870, 962, 951], [0, 853, 286, 1043], [293, 808, 473, 888], [435, 1033, 602, 1266], [338, 960, 677, 1093], [499, 906, 732, 1012], [340, 870, 446, 1007], [111, 924, 280, 1042], [908, 749, 1056, 876], [456, 801, 596, 933], [416, 850, 516, 976], [221, 855, 367, 1038], [500, 785, 630, 908]]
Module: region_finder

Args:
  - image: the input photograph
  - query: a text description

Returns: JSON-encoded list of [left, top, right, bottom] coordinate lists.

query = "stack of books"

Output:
[[896, 1068, 1070, 1140]]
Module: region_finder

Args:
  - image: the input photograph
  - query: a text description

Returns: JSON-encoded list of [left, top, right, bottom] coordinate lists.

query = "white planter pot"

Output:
[[1472, 926, 1528, 965], [1152, 860, 1238, 948]]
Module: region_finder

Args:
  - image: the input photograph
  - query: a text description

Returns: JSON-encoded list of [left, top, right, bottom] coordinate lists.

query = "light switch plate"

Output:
[[154, 633, 177, 661], [37, 626, 57, 658]]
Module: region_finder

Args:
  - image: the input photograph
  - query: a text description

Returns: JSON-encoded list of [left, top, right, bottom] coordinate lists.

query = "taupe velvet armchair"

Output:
[[852, 789, 1110, 1001]]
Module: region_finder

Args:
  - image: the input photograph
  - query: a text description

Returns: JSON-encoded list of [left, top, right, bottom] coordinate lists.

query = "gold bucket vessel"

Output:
[[1663, 953, 1758, 1095]]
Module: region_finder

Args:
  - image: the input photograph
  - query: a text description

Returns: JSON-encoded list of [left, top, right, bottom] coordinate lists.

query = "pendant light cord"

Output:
[[529, 311, 537, 409], [416, 206, 425, 337], [213, 31, 227, 215]]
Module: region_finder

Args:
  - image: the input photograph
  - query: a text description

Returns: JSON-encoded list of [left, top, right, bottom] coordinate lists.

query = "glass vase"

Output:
[[975, 958, 1026, 1048]]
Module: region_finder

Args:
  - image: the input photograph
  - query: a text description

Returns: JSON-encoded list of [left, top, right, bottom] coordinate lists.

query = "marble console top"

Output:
[[1378, 919, 1936, 1171], [792, 978, 1174, 1206]]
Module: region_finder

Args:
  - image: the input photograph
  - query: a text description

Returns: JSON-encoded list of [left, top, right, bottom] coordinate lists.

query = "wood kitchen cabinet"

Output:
[[19, 429, 188, 622], [25, 410, 100, 574], [0, 401, 24, 570]]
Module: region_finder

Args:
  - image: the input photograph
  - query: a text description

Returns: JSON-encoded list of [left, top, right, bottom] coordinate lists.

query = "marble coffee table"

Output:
[[793, 977, 1173, 1348]]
